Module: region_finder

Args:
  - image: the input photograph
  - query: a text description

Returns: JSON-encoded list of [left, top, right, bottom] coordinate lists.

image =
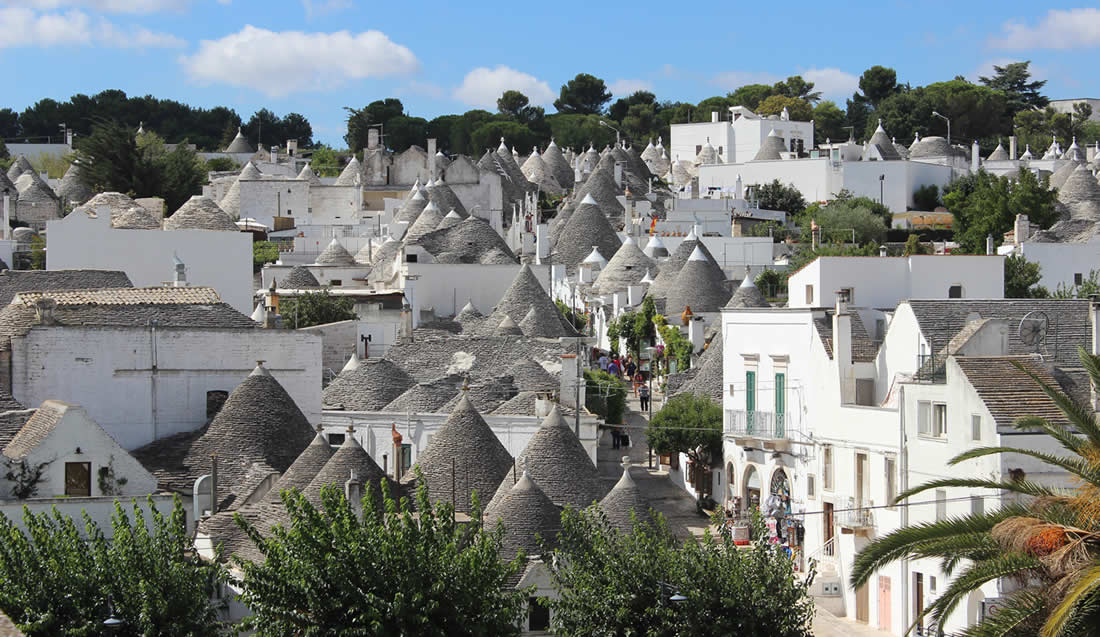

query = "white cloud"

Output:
[[801, 68, 859, 100], [711, 70, 780, 90], [6, 0, 189, 13], [608, 78, 652, 97], [179, 25, 419, 97], [453, 66, 554, 109], [989, 8, 1100, 50], [0, 7, 182, 48]]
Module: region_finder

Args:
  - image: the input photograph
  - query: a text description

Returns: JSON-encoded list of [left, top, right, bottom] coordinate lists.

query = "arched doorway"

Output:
[[770, 468, 790, 497], [725, 462, 735, 504], [743, 465, 760, 510]]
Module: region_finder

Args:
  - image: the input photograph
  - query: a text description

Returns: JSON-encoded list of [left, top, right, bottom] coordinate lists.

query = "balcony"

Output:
[[725, 410, 796, 451], [838, 504, 875, 535]]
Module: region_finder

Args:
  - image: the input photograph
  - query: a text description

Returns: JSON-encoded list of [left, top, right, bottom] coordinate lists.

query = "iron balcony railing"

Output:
[[838, 505, 875, 530], [725, 410, 794, 440]]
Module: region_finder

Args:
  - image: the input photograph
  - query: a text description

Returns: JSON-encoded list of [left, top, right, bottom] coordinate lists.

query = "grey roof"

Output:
[[219, 179, 241, 218], [134, 364, 315, 507], [695, 141, 719, 166], [384, 334, 567, 385], [813, 310, 879, 363], [906, 299, 1090, 368], [456, 300, 482, 320], [413, 216, 517, 265], [280, 265, 321, 288], [910, 136, 951, 159], [383, 376, 463, 413], [867, 122, 901, 161], [0, 269, 132, 307], [239, 161, 262, 180], [0, 172, 16, 200], [296, 162, 321, 185], [593, 236, 656, 294], [322, 358, 416, 411], [303, 432, 393, 506], [426, 181, 469, 218], [547, 206, 572, 246], [491, 391, 542, 416], [986, 143, 1009, 162], [438, 375, 516, 414], [508, 358, 557, 392], [955, 357, 1070, 429], [84, 192, 161, 229], [570, 166, 625, 220], [393, 191, 428, 225], [14, 176, 58, 209], [753, 130, 786, 161], [5, 159, 26, 183], [223, 129, 254, 153], [669, 332, 723, 403], [334, 157, 361, 186], [725, 275, 770, 308], [261, 430, 333, 503], [521, 149, 565, 195], [402, 393, 513, 513], [56, 163, 92, 206], [646, 232, 714, 300], [599, 460, 654, 532], [1050, 159, 1084, 191], [0, 392, 30, 452], [1057, 165, 1100, 221], [404, 200, 446, 243], [314, 239, 356, 266], [542, 140, 575, 189], [437, 210, 463, 230], [483, 472, 560, 560], [366, 237, 402, 273], [553, 197, 622, 272], [496, 315, 523, 336], [482, 264, 575, 338], [3, 400, 64, 459], [197, 502, 289, 564], [663, 247, 730, 314], [519, 305, 569, 339], [487, 406, 601, 511], [165, 196, 238, 231]]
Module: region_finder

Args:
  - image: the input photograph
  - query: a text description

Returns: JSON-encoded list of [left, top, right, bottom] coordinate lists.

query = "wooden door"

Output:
[[856, 581, 869, 623], [878, 576, 892, 631], [823, 502, 835, 555], [914, 573, 924, 635], [65, 462, 91, 497]]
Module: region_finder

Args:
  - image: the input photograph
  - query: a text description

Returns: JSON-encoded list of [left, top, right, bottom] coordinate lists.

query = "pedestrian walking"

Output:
[[639, 384, 650, 411], [607, 359, 620, 377], [633, 371, 645, 396], [611, 426, 620, 449], [598, 352, 609, 372]]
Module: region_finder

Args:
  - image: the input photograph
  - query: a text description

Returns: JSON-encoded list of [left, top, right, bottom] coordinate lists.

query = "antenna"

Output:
[[1018, 311, 1049, 353]]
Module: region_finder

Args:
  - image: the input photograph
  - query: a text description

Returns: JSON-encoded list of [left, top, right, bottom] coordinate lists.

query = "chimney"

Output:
[[971, 141, 980, 172], [687, 317, 705, 353], [427, 138, 437, 178], [34, 298, 57, 325], [367, 128, 379, 151], [286, 139, 298, 156], [1009, 135, 1017, 160], [879, 245, 888, 257], [210, 453, 219, 515], [711, 111, 719, 123], [344, 469, 363, 511], [613, 162, 623, 187], [173, 254, 187, 287], [399, 302, 413, 339], [391, 423, 404, 480], [833, 290, 855, 404], [1091, 295, 1100, 411], [559, 352, 583, 410], [1014, 215, 1030, 246], [986, 234, 994, 255]]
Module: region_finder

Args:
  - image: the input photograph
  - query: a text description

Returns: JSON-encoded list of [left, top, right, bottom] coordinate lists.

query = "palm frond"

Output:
[[925, 552, 1042, 629], [1012, 357, 1100, 449], [897, 477, 1063, 503], [948, 446, 1100, 486], [1013, 416, 1086, 456], [958, 590, 1045, 637], [1042, 561, 1100, 637]]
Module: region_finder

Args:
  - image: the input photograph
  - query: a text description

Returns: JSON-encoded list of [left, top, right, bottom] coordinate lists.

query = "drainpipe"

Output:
[[899, 384, 909, 633], [210, 453, 219, 515], [149, 319, 159, 441]]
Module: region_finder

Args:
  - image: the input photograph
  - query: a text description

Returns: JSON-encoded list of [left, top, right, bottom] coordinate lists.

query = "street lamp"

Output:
[[103, 596, 124, 633], [598, 119, 621, 146], [931, 111, 950, 149]]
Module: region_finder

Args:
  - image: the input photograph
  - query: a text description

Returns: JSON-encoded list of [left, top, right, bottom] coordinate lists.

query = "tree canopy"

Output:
[[554, 73, 612, 115], [645, 393, 722, 467], [278, 290, 356, 329], [1004, 254, 1049, 298], [754, 179, 807, 214], [980, 60, 1049, 121], [943, 168, 1057, 254]]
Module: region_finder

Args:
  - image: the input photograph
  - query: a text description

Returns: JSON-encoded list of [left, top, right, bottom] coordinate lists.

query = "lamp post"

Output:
[[931, 111, 950, 149], [599, 119, 621, 146]]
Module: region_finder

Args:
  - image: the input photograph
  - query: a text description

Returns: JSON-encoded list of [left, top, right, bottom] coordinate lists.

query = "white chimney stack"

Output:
[[834, 290, 855, 404], [711, 111, 719, 123]]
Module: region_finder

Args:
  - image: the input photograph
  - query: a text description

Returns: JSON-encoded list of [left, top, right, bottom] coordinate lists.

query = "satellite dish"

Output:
[[1018, 311, 1049, 350]]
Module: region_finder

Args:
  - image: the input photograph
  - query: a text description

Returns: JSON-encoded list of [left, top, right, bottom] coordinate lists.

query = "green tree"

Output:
[[693, 96, 736, 122], [756, 95, 813, 122], [944, 168, 1057, 254], [802, 201, 888, 244], [857, 65, 899, 108], [755, 268, 786, 297], [253, 241, 279, 270], [980, 60, 1049, 121], [0, 108, 20, 139], [0, 139, 7, 161], [383, 115, 429, 153], [546, 504, 814, 637], [852, 348, 1100, 636], [279, 290, 356, 328], [308, 146, 343, 177], [344, 98, 405, 153], [584, 369, 627, 424], [754, 179, 806, 215], [774, 75, 821, 103], [1004, 254, 1049, 298], [0, 497, 225, 636], [786, 243, 879, 274], [913, 184, 941, 211], [813, 100, 847, 145], [470, 120, 538, 156], [646, 393, 722, 468], [204, 156, 239, 173], [235, 481, 527, 636], [497, 90, 530, 118], [608, 90, 656, 122], [546, 114, 616, 152], [1053, 270, 1100, 299], [554, 73, 612, 115], [726, 84, 776, 110], [904, 234, 929, 256], [28, 236, 45, 270], [845, 96, 871, 141]]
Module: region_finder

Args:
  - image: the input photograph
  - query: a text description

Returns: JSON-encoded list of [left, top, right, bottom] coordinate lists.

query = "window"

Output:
[[206, 390, 229, 420], [718, 146, 724, 156], [65, 462, 92, 497], [528, 597, 550, 631], [971, 414, 982, 441], [971, 495, 984, 516], [286, 209, 292, 216], [933, 403, 947, 437], [823, 445, 834, 491], [774, 372, 785, 423], [745, 371, 756, 415], [327, 432, 345, 446], [885, 458, 897, 509], [948, 285, 963, 298], [930, 576, 937, 595], [805, 284, 814, 305], [401, 443, 412, 473], [405, 253, 418, 263], [807, 474, 816, 499], [1075, 272, 1084, 286], [935, 489, 947, 521], [838, 287, 854, 303], [330, 279, 342, 286], [918, 401, 931, 435], [695, 144, 702, 155]]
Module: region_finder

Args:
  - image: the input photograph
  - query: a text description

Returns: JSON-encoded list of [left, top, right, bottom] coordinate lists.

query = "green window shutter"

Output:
[[746, 371, 756, 413], [775, 373, 785, 416]]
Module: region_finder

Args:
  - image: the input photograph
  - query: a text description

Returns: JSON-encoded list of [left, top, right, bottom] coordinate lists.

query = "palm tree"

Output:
[[851, 348, 1100, 636]]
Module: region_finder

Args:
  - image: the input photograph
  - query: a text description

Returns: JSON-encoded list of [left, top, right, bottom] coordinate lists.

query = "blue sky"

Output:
[[1, 1, 1098, 146]]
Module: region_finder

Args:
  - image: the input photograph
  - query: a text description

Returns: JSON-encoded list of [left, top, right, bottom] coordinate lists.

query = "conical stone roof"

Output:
[[322, 358, 416, 411], [5, 159, 27, 183], [519, 306, 566, 338], [413, 216, 517, 265], [867, 120, 901, 160], [593, 236, 656, 294], [456, 300, 482, 322], [548, 206, 573, 246], [404, 394, 513, 513], [542, 139, 574, 189], [437, 209, 463, 230], [643, 235, 668, 259], [910, 136, 950, 159], [508, 358, 557, 392], [296, 162, 321, 185], [281, 265, 321, 288], [599, 457, 653, 532], [986, 142, 1009, 162], [84, 192, 160, 229], [239, 162, 262, 180], [334, 156, 361, 186], [572, 165, 625, 220], [393, 191, 427, 225], [57, 162, 92, 206], [404, 200, 446, 242], [641, 140, 659, 163], [219, 179, 241, 219], [1051, 159, 1084, 191], [725, 272, 770, 308], [165, 195, 238, 231], [1058, 165, 1100, 221], [753, 129, 786, 161], [224, 128, 254, 153], [314, 238, 356, 266], [487, 406, 600, 511], [484, 471, 561, 560], [426, 181, 469, 217], [695, 141, 719, 166], [664, 246, 730, 314], [497, 315, 523, 336], [261, 429, 333, 503], [521, 149, 565, 195], [304, 432, 392, 505], [484, 264, 575, 337], [341, 353, 360, 373], [647, 229, 719, 300], [384, 377, 462, 413], [553, 195, 622, 271]]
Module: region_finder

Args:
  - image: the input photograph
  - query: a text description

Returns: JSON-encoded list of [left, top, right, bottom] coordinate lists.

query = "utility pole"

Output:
[[574, 336, 582, 436]]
